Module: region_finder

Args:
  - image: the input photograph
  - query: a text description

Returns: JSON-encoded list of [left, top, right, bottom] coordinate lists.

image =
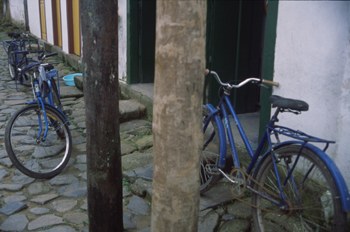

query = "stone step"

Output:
[[59, 85, 146, 123]]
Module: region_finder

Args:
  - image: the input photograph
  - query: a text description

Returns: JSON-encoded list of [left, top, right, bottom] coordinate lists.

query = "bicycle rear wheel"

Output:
[[7, 46, 15, 80], [18, 60, 37, 87], [200, 106, 222, 193], [5, 104, 72, 179], [251, 145, 347, 232]]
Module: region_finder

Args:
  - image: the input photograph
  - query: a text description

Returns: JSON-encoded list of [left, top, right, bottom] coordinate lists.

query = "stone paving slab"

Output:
[[59, 86, 84, 98]]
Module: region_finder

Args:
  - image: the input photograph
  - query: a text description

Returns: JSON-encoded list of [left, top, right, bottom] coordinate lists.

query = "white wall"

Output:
[[273, 1, 350, 188], [45, 0, 54, 45], [8, 0, 25, 25], [118, 0, 127, 82], [60, 0, 69, 53], [28, 1, 41, 38]]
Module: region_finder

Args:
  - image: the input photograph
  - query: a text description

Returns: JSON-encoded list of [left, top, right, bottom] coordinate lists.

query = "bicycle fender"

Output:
[[205, 104, 227, 169], [26, 101, 71, 125], [254, 141, 350, 213]]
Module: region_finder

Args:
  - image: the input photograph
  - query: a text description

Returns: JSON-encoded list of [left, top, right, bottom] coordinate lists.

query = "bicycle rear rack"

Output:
[[267, 125, 335, 152]]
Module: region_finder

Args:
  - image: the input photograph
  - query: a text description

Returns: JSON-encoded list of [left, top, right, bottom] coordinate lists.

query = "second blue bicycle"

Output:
[[201, 70, 349, 231]]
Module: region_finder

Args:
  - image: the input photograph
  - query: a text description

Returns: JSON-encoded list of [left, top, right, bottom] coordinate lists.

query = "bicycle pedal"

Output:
[[205, 164, 221, 176], [63, 109, 72, 116]]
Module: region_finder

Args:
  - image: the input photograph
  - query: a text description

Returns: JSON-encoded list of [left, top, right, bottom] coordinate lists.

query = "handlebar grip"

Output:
[[262, 79, 279, 87], [205, 69, 210, 76]]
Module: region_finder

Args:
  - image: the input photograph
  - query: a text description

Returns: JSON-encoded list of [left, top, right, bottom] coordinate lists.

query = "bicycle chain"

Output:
[[228, 168, 292, 215]]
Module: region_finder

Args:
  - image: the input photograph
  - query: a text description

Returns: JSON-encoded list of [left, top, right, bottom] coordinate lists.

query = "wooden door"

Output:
[[52, 0, 62, 46], [39, 0, 47, 40], [206, 0, 266, 114], [72, 0, 80, 56]]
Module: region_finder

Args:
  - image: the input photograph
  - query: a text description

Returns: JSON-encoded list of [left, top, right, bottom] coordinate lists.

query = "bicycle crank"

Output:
[[227, 168, 246, 198], [226, 168, 293, 216]]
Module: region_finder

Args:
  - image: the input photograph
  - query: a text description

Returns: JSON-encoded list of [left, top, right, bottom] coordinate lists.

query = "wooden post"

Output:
[[80, 0, 123, 231], [151, 1, 207, 231]]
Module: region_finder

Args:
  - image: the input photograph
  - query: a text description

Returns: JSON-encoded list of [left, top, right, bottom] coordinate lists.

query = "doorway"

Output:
[[205, 0, 266, 114], [127, 0, 156, 84]]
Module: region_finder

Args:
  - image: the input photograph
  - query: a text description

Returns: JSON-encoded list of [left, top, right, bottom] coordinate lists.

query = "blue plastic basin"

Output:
[[63, 73, 82, 86]]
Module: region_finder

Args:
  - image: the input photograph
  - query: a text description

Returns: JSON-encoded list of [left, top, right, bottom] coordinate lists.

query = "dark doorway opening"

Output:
[[205, 0, 266, 114], [128, 0, 156, 84]]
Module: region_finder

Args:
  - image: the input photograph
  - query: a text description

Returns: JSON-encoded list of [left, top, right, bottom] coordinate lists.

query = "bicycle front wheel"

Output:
[[251, 145, 347, 232], [200, 105, 222, 193], [5, 104, 72, 179]]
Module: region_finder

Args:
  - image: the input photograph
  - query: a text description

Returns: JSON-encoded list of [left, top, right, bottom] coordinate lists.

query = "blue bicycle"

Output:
[[5, 51, 72, 179], [2, 27, 43, 86], [201, 70, 349, 231]]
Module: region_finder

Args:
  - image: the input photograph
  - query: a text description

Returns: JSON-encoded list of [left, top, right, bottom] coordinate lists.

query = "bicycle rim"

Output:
[[5, 104, 72, 179], [251, 145, 346, 232], [8, 47, 15, 79], [200, 106, 221, 193]]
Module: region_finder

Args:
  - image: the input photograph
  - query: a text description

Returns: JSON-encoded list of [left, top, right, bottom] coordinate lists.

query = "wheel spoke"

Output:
[[251, 145, 346, 231]]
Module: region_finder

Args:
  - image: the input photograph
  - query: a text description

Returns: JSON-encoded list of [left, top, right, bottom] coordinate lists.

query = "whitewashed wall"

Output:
[[118, 0, 127, 82], [28, 2, 41, 38], [60, 0, 69, 53], [8, 0, 25, 25], [45, 0, 54, 45], [273, 1, 350, 188]]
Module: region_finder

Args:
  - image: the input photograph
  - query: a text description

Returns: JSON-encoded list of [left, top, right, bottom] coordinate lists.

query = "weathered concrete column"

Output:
[[151, 1, 207, 231]]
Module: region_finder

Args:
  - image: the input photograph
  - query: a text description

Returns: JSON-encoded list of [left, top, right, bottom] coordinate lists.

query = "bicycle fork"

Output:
[[34, 80, 49, 143], [35, 98, 49, 143]]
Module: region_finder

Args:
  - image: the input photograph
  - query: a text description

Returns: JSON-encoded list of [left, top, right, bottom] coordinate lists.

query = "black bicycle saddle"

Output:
[[8, 32, 20, 39], [269, 95, 309, 112]]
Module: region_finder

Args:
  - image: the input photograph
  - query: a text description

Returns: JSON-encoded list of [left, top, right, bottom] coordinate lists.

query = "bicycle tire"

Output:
[[7, 46, 15, 80], [200, 105, 222, 193], [5, 104, 72, 179], [251, 145, 347, 232], [50, 80, 62, 111]]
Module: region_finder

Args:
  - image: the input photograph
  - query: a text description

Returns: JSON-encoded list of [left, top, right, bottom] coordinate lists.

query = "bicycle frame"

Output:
[[24, 66, 69, 142], [205, 95, 269, 172], [3, 39, 41, 65], [204, 94, 350, 212]]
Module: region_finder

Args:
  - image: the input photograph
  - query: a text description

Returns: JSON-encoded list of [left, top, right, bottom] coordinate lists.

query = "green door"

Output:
[[205, 0, 266, 114], [127, 0, 156, 84]]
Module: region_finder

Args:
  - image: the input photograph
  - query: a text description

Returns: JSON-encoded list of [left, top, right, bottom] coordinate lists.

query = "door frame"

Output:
[[39, 0, 47, 41], [258, 0, 279, 140]]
